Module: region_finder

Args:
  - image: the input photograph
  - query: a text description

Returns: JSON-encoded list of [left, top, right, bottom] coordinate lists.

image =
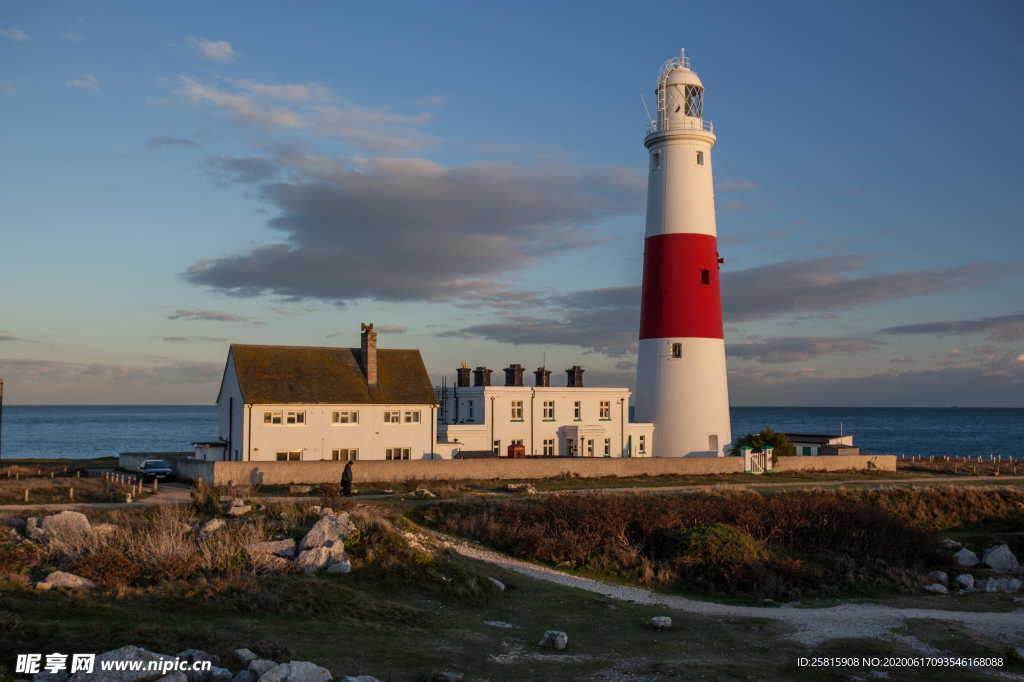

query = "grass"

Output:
[[0, 475, 151, 505]]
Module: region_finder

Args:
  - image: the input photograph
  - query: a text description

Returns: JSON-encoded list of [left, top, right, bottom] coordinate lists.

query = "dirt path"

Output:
[[0, 482, 192, 513], [443, 536, 1024, 652]]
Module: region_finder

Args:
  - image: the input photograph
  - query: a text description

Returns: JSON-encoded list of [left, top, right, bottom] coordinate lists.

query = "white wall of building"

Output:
[[437, 386, 654, 458]]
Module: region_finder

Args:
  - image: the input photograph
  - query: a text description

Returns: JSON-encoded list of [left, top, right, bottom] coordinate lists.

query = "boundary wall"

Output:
[[120, 453, 895, 486]]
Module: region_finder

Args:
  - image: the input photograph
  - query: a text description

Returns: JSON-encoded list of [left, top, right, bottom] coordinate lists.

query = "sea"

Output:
[[1, 405, 1022, 461]]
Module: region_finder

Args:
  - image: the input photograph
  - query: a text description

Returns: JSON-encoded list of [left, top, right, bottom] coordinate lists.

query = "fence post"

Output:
[[153, 478, 159, 494], [24, 488, 29, 502], [69, 487, 75, 501]]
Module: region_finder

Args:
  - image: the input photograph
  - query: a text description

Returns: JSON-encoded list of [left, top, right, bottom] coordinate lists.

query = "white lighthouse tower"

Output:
[[635, 50, 731, 457]]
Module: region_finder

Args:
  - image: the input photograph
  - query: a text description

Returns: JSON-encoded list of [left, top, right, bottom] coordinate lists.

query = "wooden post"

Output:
[[69, 487, 75, 501], [153, 478, 159, 493], [24, 488, 29, 502]]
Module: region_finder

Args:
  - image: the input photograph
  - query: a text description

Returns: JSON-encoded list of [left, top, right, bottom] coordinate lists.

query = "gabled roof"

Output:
[[228, 344, 436, 405]]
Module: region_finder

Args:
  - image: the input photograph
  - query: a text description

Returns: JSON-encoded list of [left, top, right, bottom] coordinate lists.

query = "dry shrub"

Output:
[[73, 548, 140, 588], [414, 489, 968, 598], [0, 541, 42, 575]]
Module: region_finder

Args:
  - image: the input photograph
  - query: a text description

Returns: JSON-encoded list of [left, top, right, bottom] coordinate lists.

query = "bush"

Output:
[[729, 427, 795, 461], [650, 523, 769, 566]]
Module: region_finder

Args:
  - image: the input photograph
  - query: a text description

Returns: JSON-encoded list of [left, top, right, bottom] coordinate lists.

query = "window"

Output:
[[599, 401, 611, 420], [467, 400, 475, 419], [586, 439, 595, 457], [285, 411, 305, 425], [275, 450, 301, 462], [511, 439, 524, 446], [493, 440, 501, 456], [511, 400, 524, 420], [332, 410, 359, 424], [403, 410, 421, 423], [331, 448, 358, 462], [671, 342, 683, 359], [542, 400, 555, 420], [566, 439, 576, 457], [701, 269, 711, 285], [264, 411, 282, 424], [685, 84, 704, 117], [384, 410, 401, 423], [651, 151, 661, 170], [709, 434, 719, 452], [696, 151, 704, 166], [639, 435, 647, 454], [573, 401, 582, 420], [385, 447, 411, 461], [543, 439, 554, 456], [604, 438, 611, 456]]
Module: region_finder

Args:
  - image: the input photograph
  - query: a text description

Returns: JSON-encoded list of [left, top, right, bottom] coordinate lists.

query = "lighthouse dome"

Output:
[[665, 67, 703, 88]]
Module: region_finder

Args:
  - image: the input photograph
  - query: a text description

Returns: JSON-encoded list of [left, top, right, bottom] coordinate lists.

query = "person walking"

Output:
[[341, 460, 354, 497]]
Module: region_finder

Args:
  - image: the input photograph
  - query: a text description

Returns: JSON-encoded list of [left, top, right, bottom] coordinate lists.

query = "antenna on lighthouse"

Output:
[[640, 94, 654, 129]]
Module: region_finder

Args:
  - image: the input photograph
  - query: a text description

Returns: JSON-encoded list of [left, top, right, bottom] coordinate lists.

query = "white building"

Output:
[[206, 324, 438, 462], [435, 363, 655, 458], [784, 433, 856, 457]]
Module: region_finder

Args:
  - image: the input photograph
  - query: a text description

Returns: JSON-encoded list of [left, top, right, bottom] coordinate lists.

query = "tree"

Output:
[[729, 427, 795, 464]]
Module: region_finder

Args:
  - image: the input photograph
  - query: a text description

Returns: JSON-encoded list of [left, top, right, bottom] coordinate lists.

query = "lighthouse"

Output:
[[635, 50, 731, 457]]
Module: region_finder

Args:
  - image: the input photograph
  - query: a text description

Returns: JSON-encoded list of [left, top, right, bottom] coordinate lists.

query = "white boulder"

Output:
[[257, 663, 331, 682], [488, 577, 506, 592], [926, 571, 948, 584], [538, 630, 568, 650], [650, 616, 673, 630], [954, 548, 979, 567], [234, 650, 258, 666], [299, 513, 355, 551], [248, 661, 278, 677], [249, 539, 297, 559], [68, 646, 174, 682], [326, 559, 352, 574], [923, 583, 948, 594], [200, 519, 227, 535], [981, 545, 1020, 573], [955, 574, 975, 591], [36, 571, 97, 591]]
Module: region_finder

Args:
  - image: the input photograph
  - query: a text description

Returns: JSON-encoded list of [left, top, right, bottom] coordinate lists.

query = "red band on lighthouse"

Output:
[[639, 232, 723, 340]]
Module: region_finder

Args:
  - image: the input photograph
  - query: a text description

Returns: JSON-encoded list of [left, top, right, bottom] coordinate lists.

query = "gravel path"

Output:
[[445, 536, 1024, 650]]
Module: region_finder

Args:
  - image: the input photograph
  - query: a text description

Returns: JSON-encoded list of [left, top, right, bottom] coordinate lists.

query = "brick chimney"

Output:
[[566, 365, 585, 387], [504, 363, 525, 386], [360, 322, 378, 386], [455, 362, 471, 388], [473, 366, 492, 386], [534, 366, 551, 387]]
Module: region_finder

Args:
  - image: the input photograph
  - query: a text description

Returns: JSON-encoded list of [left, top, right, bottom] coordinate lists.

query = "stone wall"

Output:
[[118, 452, 215, 483], [199, 454, 895, 486]]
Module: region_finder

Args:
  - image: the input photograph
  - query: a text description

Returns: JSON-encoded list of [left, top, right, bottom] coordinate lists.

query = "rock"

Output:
[[297, 545, 348, 574], [1006, 578, 1022, 593], [289, 485, 313, 494], [155, 675, 188, 682], [256, 555, 294, 573], [326, 559, 352, 574], [36, 571, 97, 591], [939, 537, 962, 549], [650, 616, 673, 630], [33, 671, 69, 682], [926, 571, 948, 584], [26, 516, 44, 540], [227, 505, 253, 517], [234, 650, 258, 666], [538, 630, 568, 650], [29, 512, 94, 547], [176, 650, 220, 667], [432, 673, 463, 682], [413, 488, 436, 498], [230, 672, 256, 682], [257, 663, 331, 682], [923, 583, 948, 594], [340, 677, 382, 682], [68, 646, 174, 682], [955, 574, 975, 591], [977, 579, 1001, 593], [248, 661, 278, 677], [299, 513, 355, 550], [488, 577, 506, 591], [483, 620, 517, 629], [200, 519, 227, 535], [954, 548, 979, 567], [981, 544, 1021, 573], [249, 539, 298, 559], [503, 482, 537, 495], [207, 670, 232, 682]]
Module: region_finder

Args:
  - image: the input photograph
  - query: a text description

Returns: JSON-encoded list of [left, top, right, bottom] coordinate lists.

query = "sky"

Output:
[[1, 1, 1022, 406]]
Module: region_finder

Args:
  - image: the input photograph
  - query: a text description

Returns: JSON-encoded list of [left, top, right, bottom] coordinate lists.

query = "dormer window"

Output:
[[696, 151, 704, 166]]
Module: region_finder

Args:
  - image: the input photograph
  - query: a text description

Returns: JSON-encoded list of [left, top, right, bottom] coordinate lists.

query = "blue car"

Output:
[[140, 459, 174, 482]]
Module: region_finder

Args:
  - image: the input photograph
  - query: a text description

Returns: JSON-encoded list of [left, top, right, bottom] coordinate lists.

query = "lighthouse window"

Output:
[[696, 151, 704, 165], [671, 342, 683, 359], [651, 152, 661, 170], [684, 84, 704, 117], [701, 269, 711, 285]]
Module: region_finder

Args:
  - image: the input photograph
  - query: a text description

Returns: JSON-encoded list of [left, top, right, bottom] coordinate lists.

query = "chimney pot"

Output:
[[566, 365, 585, 387], [473, 366, 492, 387], [456, 362, 471, 388], [534, 366, 551, 387]]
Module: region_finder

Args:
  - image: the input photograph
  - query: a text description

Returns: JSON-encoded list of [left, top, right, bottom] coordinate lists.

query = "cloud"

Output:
[[186, 36, 238, 61], [148, 136, 202, 150], [184, 155, 643, 303], [716, 178, 760, 191], [62, 29, 83, 42], [879, 313, 1024, 343], [66, 74, 100, 92], [727, 337, 881, 364], [0, 27, 29, 42], [205, 156, 280, 184], [376, 325, 407, 334], [718, 228, 790, 247], [175, 77, 440, 154], [0, 80, 15, 95], [890, 356, 915, 364], [0, 334, 22, 342], [160, 336, 229, 343], [723, 255, 1017, 322], [167, 309, 260, 324], [233, 79, 329, 102]]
